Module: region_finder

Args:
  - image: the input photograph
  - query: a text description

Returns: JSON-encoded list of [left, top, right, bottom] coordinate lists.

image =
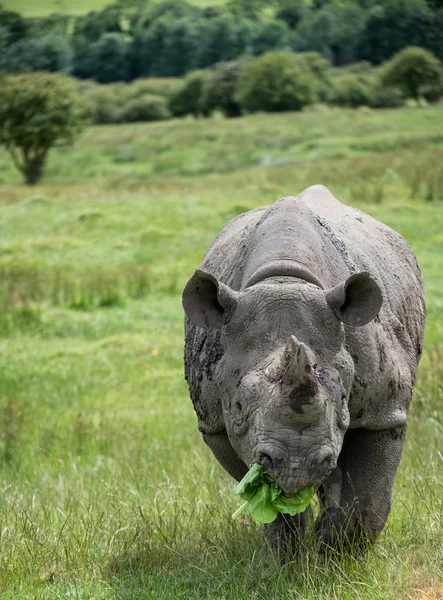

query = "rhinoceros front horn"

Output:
[[282, 336, 315, 386]]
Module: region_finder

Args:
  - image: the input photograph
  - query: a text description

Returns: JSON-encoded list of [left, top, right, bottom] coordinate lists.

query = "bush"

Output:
[[330, 74, 373, 107], [235, 51, 316, 113], [369, 84, 404, 108], [168, 70, 209, 117], [127, 77, 182, 99], [80, 82, 127, 124], [295, 52, 332, 102], [0, 73, 87, 184], [381, 46, 443, 101], [115, 94, 171, 123], [201, 60, 244, 117]]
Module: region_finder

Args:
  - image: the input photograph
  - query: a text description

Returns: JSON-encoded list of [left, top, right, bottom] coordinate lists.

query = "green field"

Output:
[[2, 0, 224, 17], [0, 105, 442, 599]]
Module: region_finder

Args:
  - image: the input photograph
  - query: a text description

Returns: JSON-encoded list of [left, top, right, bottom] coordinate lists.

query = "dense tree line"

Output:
[[0, 0, 442, 81]]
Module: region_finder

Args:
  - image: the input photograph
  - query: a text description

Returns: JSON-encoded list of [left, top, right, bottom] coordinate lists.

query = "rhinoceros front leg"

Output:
[[315, 425, 407, 553], [264, 509, 312, 564]]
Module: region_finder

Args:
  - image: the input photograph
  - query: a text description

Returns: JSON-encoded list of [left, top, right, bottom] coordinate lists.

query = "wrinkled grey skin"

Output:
[[182, 185, 426, 556]]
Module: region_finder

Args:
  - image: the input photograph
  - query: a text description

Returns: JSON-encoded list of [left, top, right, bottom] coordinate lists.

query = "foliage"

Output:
[[330, 74, 373, 107], [168, 69, 209, 117], [369, 84, 405, 108], [381, 46, 443, 100], [275, 0, 307, 29], [235, 51, 317, 113], [79, 78, 179, 124], [201, 60, 244, 117], [295, 51, 332, 101], [115, 94, 171, 123], [131, 16, 201, 78], [196, 15, 254, 68], [0, 34, 73, 74], [85, 32, 130, 83], [356, 0, 435, 64], [250, 19, 291, 56], [0, 73, 86, 184], [293, 3, 367, 66], [0, 4, 31, 46]]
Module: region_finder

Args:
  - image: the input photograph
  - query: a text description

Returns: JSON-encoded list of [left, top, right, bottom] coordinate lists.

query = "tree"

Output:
[[87, 33, 130, 82], [0, 34, 73, 75], [0, 73, 87, 185], [275, 0, 306, 29], [235, 51, 316, 112], [381, 46, 443, 100], [357, 0, 434, 65]]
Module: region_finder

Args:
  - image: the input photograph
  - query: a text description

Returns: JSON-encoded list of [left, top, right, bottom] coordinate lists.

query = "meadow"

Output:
[[1, 0, 225, 17], [0, 105, 442, 599]]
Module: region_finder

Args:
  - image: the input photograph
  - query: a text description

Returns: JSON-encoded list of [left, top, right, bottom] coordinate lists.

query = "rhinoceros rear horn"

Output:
[[182, 269, 238, 329], [325, 271, 382, 327]]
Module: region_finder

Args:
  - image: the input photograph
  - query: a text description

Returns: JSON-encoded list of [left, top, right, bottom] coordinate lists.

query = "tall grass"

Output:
[[0, 105, 442, 599]]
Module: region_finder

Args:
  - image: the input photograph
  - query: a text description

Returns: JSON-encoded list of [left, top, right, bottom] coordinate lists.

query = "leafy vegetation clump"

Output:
[[232, 463, 314, 524]]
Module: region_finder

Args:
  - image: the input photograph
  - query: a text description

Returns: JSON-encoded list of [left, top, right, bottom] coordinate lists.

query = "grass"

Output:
[[2, 0, 226, 17], [0, 104, 442, 599]]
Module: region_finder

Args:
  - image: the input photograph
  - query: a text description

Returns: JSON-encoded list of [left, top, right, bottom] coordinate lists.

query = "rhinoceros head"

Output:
[[183, 269, 382, 495]]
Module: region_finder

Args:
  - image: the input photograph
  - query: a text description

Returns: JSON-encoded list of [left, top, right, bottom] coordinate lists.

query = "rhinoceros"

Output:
[[182, 185, 425, 556]]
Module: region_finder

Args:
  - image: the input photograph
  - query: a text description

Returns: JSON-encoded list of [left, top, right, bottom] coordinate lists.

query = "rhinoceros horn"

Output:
[[281, 336, 315, 387]]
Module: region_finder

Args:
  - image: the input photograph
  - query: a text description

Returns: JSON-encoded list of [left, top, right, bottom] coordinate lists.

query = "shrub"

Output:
[[235, 51, 316, 113], [330, 74, 373, 107], [168, 70, 209, 117], [127, 78, 182, 99], [295, 52, 332, 102], [115, 94, 171, 123], [381, 46, 443, 101], [201, 60, 244, 117], [80, 83, 127, 124], [369, 84, 404, 108], [0, 73, 87, 184]]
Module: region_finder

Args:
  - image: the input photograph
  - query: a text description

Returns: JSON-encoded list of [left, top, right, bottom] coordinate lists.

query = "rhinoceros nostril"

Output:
[[259, 453, 274, 473], [315, 456, 333, 479]]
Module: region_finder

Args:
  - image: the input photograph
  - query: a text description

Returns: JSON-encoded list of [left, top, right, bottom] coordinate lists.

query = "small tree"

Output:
[[0, 73, 87, 185], [235, 51, 316, 113], [381, 46, 443, 100]]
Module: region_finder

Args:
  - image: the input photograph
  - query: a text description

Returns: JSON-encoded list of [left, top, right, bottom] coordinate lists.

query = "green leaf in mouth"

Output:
[[232, 464, 314, 524]]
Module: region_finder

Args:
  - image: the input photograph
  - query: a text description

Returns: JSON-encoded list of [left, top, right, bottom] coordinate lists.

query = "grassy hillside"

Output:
[[0, 106, 442, 599], [2, 0, 224, 17]]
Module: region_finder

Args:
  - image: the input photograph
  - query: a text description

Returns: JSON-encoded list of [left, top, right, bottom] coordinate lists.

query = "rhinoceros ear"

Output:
[[325, 272, 382, 327], [182, 269, 239, 329]]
